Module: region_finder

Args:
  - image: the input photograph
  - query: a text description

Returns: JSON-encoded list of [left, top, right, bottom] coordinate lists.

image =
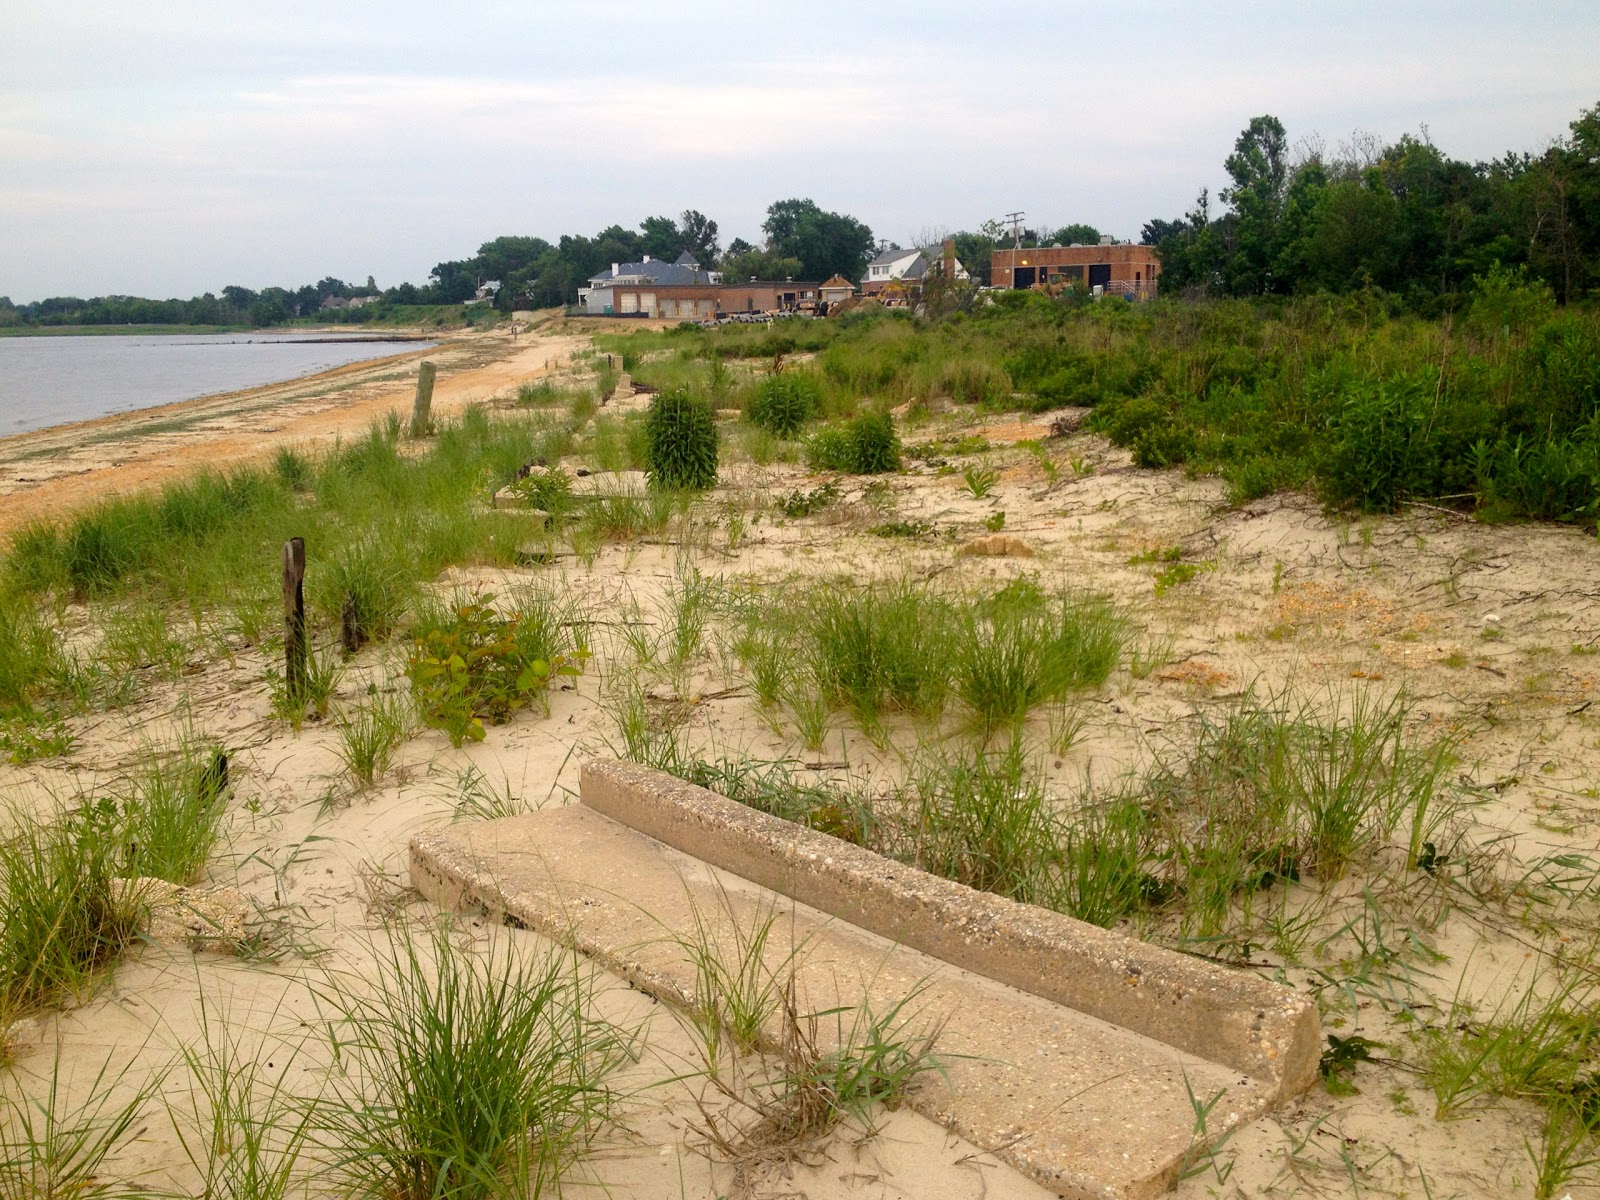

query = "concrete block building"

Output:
[[990, 239, 1159, 299]]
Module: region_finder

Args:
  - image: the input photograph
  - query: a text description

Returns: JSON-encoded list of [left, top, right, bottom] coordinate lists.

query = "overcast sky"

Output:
[[3, 1, 1596, 302]]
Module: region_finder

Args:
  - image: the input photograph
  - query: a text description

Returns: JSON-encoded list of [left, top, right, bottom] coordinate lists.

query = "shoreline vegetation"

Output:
[[0, 101, 1597, 1198], [0, 309, 1597, 1195]]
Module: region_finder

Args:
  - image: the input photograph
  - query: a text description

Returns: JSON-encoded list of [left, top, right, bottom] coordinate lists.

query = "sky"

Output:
[[3, 1, 1597, 303]]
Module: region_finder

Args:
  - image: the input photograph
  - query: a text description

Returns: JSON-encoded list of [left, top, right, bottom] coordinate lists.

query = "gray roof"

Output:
[[587, 260, 713, 286], [673, 249, 700, 267], [865, 246, 919, 268]]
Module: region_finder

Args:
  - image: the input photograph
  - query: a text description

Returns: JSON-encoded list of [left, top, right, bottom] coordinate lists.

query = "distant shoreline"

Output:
[[0, 324, 435, 340]]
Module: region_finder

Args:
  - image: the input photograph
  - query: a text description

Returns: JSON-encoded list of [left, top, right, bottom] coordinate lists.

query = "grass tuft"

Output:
[[315, 921, 626, 1200]]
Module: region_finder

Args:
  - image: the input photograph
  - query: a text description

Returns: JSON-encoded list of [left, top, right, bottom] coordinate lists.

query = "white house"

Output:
[[861, 248, 925, 291], [860, 244, 970, 295]]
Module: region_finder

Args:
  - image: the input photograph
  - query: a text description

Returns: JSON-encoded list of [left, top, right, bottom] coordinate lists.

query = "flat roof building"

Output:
[[990, 241, 1159, 299]]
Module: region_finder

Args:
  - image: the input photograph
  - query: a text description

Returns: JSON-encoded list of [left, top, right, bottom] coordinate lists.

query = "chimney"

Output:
[[942, 237, 956, 279], [1098, 235, 1114, 246], [643, 254, 651, 263], [611, 262, 619, 275]]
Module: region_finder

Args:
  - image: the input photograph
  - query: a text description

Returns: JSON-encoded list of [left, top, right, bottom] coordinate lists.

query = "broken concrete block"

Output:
[[113, 877, 251, 952], [960, 533, 1034, 557]]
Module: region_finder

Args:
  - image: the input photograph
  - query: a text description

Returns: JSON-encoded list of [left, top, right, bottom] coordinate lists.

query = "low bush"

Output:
[[748, 374, 821, 437], [807, 411, 900, 475], [406, 591, 587, 746], [1320, 375, 1441, 511], [645, 388, 719, 490]]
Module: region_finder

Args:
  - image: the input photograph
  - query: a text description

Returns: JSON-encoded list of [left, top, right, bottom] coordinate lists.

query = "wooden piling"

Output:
[[340, 593, 360, 654], [282, 537, 307, 702], [410, 360, 437, 437]]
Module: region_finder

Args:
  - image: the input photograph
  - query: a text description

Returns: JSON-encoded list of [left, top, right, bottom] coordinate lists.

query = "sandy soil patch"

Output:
[[4, 347, 1600, 1198]]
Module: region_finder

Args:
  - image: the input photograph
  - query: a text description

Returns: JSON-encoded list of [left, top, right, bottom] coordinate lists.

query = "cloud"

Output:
[[3, 2, 1598, 298]]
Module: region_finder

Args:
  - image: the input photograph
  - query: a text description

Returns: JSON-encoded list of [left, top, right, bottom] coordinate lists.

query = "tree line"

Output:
[[1146, 103, 1599, 305], [3, 102, 1595, 329], [0, 277, 384, 330]]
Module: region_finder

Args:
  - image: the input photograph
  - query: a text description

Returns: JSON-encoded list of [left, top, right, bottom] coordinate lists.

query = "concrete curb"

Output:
[[581, 758, 1321, 1101]]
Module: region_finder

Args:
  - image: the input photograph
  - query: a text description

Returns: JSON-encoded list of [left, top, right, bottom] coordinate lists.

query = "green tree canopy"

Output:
[[639, 215, 680, 261], [1050, 223, 1103, 245], [679, 209, 719, 267], [761, 198, 875, 281]]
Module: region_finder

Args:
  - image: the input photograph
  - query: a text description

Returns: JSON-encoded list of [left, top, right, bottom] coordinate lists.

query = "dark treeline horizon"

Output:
[[4, 101, 1596, 329]]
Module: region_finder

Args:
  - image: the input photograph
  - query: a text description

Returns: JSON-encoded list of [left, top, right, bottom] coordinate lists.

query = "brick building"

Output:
[[990, 240, 1159, 299], [595, 283, 720, 320], [717, 281, 820, 315]]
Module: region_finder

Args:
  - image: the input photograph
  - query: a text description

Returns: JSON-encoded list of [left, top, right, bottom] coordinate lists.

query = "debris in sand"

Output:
[[112, 877, 252, 952], [959, 533, 1035, 558], [2, 1015, 44, 1058], [1048, 409, 1091, 437]]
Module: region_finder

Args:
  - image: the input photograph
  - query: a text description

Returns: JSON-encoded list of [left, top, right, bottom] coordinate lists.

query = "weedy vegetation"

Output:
[[645, 387, 719, 491], [314, 921, 628, 1200]]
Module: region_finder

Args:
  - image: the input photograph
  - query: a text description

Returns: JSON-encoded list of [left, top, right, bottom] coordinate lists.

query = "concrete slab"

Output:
[[569, 469, 648, 499], [412, 802, 1299, 1199], [578, 761, 1320, 1101]]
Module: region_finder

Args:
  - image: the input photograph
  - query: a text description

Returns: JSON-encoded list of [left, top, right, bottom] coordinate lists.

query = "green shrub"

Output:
[[804, 426, 854, 472], [406, 592, 587, 746], [644, 388, 718, 490], [748, 374, 821, 437], [1321, 376, 1439, 511], [848, 411, 901, 474], [1095, 394, 1166, 449], [807, 411, 901, 475], [777, 482, 840, 518], [506, 467, 574, 514], [1132, 422, 1196, 468], [1479, 432, 1600, 522]]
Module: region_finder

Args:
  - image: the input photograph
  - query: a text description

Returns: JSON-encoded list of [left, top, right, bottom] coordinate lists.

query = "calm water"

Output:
[[0, 332, 435, 434]]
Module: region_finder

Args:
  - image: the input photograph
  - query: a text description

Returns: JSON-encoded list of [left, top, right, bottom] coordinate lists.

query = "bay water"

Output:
[[0, 331, 435, 435]]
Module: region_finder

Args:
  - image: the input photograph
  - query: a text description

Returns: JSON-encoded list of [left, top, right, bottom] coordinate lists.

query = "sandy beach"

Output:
[[0, 320, 587, 534]]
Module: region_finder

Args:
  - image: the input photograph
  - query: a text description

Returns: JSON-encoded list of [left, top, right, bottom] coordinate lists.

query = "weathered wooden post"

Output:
[[410, 360, 437, 437], [282, 537, 307, 703], [340, 594, 360, 655]]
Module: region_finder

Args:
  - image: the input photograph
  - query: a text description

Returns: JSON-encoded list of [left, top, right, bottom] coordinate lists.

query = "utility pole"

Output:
[[1004, 211, 1026, 249]]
